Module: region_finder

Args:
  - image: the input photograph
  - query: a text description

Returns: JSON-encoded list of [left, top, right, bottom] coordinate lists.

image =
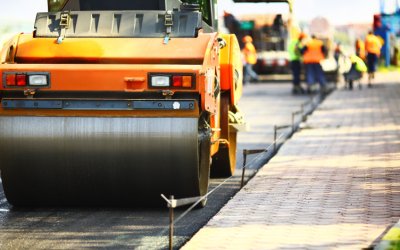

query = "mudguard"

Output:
[[219, 34, 243, 105]]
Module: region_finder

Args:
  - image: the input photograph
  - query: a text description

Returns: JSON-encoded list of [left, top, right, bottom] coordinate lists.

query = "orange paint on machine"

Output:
[[0, 0, 249, 208]]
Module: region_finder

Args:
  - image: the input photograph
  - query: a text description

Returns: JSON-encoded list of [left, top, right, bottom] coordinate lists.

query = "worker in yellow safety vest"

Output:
[[365, 31, 382, 87], [299, 35, 327, 94], [288, 32, 306, 94], [242, 36, 258, 85], [344, 54, 367, 90]]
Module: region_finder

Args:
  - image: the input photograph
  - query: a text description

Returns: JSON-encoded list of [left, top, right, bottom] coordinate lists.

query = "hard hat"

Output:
[[242, 36, 253, 43], [299, 32, 306, 39]]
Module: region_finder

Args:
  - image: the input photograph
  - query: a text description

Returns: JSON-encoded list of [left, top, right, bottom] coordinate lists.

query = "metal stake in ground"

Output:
[[274, 125, 277, 154], [169, 195, 174, 250], [241, 149, 268, 188], [292, 110, 303, 134], [161, 194, 202, 250], [274, 125, 291, 155], [292, 111, 295, 134]]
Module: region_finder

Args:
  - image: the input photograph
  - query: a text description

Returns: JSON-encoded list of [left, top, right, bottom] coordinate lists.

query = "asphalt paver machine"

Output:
[[230, 0, 295, 75], [0, 0, 247, 207]]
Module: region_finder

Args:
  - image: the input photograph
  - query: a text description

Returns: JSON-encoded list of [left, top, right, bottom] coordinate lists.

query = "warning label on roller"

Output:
[[207, 70, 213, 94]]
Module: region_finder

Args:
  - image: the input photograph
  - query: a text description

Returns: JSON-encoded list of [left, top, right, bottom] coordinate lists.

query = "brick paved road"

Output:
[[183, 81, 400, 250], [234, 83, 316, 173]]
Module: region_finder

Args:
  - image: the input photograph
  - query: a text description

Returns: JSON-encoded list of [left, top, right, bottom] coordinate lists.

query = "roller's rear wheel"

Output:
[[211, 92, 238, 178], [198, 137, 211, 207]]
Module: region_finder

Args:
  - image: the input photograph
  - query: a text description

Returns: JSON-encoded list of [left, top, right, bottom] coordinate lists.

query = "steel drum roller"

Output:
[[0, 116, 200, 206]]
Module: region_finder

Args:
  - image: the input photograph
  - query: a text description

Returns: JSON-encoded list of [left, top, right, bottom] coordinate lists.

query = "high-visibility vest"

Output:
[[288, 40, 302, 61], [243, 42, 257, 65], [356, 40, 366, 60], [350, 55, 367, 72], [303, 39, 324, 64], [365, 34, 382, 57]]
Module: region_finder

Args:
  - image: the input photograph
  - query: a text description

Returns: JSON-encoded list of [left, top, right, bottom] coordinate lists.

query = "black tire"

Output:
[[198, 137, 211, 207], [211, 92, 238, 178]]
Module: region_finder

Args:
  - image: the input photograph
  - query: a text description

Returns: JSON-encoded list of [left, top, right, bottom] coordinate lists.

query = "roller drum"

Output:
[[0, 116, 200, 206]]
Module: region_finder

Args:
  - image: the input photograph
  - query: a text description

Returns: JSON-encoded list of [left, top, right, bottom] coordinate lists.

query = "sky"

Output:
[[0, 0, 383, 26], [0, 0, 47, 22]]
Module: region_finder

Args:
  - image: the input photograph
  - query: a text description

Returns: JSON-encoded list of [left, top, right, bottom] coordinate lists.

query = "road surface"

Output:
[[0, 83, 317, 249]]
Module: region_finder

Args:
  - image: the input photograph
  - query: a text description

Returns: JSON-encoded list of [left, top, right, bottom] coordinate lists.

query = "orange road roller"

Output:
[[0, 0, 248, 207]]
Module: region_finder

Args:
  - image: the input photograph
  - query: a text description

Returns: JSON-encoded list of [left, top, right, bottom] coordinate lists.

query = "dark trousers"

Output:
[[243, 63, 258, 85], [306, 63, 327, 87], [290, 60, 301, 86], [367, 53, 378, 73]]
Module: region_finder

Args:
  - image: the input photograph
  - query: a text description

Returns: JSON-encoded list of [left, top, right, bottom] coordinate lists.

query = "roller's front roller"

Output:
[[0, 116, 210, 207]]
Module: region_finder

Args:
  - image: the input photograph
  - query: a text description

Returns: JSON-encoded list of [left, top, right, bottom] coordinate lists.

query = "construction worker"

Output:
[[365, 31, 382, 87], [242, 36, 258, 85], [223, 11, 239, 35], [288, 32, 306, 94], [300, 35, 327, 94], [334, 43, 342, 69], [273, 14, 285, 51], [344, 54, 368, 90], [355, 38, 366, 61]]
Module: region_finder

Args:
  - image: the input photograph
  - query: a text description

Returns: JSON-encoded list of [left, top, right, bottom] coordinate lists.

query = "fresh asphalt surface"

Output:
[[0, 82, 319, 249]]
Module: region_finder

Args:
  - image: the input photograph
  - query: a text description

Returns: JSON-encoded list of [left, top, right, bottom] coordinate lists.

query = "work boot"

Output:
[[292, 86, 304, 94], [308, 84, 318, 94], [308, 89, 318, 94]]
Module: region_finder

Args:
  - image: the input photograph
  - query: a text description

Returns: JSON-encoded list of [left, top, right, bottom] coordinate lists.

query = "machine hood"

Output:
[[15, 33, 213, 65]]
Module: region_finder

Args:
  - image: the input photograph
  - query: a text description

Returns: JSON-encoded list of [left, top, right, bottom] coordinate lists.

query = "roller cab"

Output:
[[0, 0, 246, 207]]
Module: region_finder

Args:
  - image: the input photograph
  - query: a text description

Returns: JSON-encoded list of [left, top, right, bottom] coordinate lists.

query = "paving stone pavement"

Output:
[[182, 81, 400, 250]]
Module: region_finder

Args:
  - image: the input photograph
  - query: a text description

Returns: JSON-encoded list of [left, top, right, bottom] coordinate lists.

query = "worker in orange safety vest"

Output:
[[299, 35, 327, 94], [355, 38, 366, 61], [242, 36, 258, 85], [365, 31, 382, 87]]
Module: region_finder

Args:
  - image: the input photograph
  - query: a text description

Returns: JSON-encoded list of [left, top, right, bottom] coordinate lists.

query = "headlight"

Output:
[[29, 75, 47, 86], [151, 76, 170, 87]]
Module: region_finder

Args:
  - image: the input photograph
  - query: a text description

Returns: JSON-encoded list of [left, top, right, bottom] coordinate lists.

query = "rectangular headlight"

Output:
[[29, 75, 47, 86], [151, 76, 170, 87]]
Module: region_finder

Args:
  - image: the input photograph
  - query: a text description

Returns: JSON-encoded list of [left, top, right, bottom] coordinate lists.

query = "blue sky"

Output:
[[0, 0, 382, 25]]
